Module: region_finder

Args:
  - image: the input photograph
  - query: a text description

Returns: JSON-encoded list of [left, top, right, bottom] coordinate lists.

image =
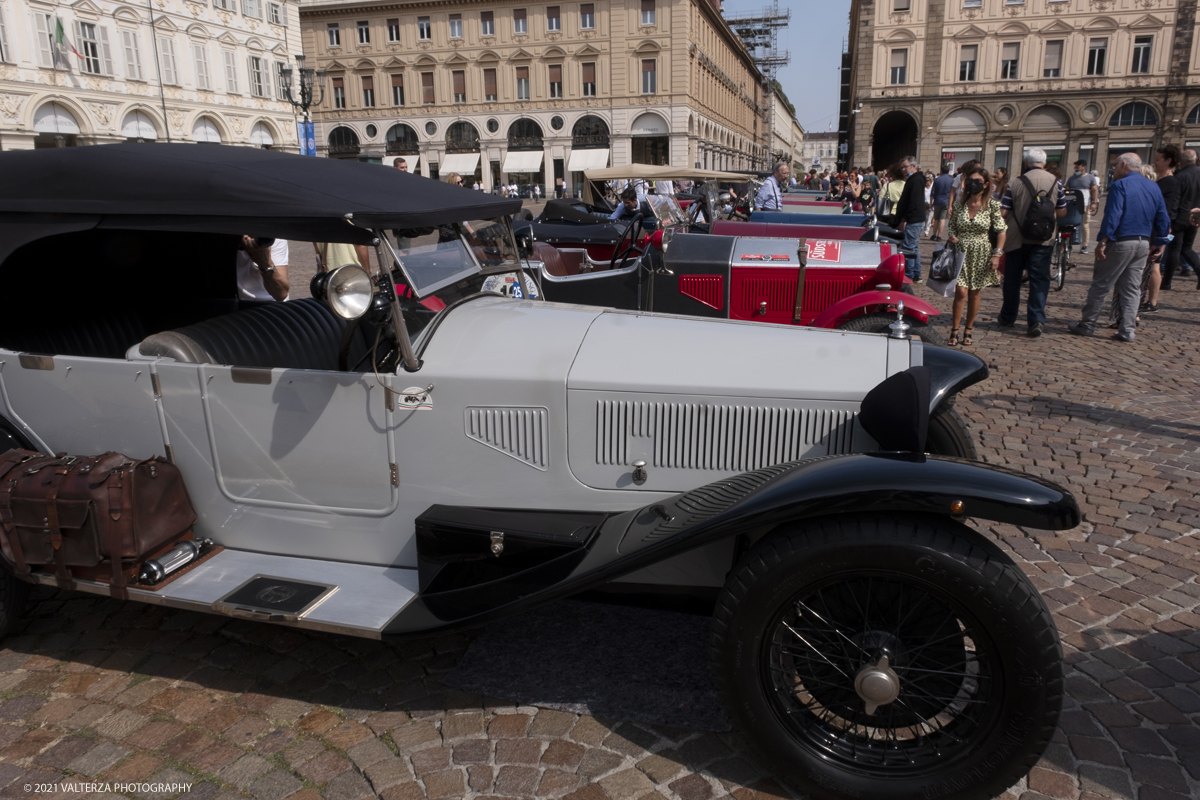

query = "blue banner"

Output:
[[297, 121, 316, 156]]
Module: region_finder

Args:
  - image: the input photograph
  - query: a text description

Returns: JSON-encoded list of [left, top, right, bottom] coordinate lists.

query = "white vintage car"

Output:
[[0, 145, 1079, 800]]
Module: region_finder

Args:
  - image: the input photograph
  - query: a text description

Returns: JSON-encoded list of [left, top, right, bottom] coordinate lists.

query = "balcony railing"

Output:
[[508, 136, 544, 151], [385, 142, 419, 155], [571, 134, 609, 149], [329, 143, 361, 156]]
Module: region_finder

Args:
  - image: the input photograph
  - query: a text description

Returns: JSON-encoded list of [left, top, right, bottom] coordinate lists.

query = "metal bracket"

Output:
[[389, 463, 399, 487], [151, 373, 162, 397], [489, 531, 505, 557], [385, 387, 395, 411]]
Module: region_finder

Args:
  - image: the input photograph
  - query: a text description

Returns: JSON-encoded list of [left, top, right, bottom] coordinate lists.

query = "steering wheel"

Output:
[[610, 214, 646, 271]]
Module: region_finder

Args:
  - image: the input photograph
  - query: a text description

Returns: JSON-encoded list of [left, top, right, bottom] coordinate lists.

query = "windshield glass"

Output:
[[395, 238, 481, 297], [646, 194, 685, 227]]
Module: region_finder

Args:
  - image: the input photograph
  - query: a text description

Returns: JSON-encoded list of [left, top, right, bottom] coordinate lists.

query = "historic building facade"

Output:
[[0, 0, 301, 150], [845, 0, 1200, 175], [799, 130, 838, 172], [297, 0, 767, 192]]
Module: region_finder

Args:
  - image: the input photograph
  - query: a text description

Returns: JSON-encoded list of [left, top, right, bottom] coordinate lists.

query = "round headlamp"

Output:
[[326, 264, 374, 320]]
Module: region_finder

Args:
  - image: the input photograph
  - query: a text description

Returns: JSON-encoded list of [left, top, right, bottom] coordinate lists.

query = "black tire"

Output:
[[837, 312, 946, 346], [1050, 242, 1066, 292], [926, 402, 978, 460], [515, 208, 534, 222], [901, 283, 915, 295], [0, 566, 29, 642], [711, 514, 1062, 800]]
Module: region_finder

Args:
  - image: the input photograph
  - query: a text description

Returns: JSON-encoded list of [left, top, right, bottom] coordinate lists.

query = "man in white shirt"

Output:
[[655, 180, 675, 197], [236, 236, 290, 302], [755, 162, 790, 211]]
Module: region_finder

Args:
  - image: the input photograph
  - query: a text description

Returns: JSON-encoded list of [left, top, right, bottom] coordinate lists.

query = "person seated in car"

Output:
[[238, 236, 290, 302], [755, 162, 790, 211], [608, 187, 657, 230]]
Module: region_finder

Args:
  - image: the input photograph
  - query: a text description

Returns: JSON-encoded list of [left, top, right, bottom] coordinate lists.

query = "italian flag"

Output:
[[55, 17, 83, 61]]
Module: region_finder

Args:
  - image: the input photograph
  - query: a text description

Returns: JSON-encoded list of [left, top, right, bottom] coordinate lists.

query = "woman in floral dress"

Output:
[[946, 166, 1007, 346]]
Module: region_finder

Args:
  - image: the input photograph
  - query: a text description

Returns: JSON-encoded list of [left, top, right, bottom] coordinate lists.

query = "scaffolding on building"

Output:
[[722, 0, 791, 164]]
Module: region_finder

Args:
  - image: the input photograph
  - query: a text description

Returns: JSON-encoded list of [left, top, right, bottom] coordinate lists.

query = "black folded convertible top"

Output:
[[0, 144, 521, 263]]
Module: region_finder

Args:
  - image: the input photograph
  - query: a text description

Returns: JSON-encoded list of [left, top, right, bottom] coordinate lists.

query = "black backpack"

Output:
[[1017, 174, 1058, 241]]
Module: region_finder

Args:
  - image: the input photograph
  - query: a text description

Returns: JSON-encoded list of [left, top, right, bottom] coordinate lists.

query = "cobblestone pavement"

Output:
[[1, 226, 1199, 800]]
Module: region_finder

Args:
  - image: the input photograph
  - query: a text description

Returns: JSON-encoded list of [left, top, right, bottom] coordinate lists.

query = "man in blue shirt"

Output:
[[929, 163, 954, 242], [1069, 152, 1170, 342], [755, 162, 790, 211], [609, 187, 641, 220]]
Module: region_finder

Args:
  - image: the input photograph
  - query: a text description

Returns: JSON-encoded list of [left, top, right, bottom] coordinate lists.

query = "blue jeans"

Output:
[[999, 243, 1053, 325], [902, 221, 925, 280]]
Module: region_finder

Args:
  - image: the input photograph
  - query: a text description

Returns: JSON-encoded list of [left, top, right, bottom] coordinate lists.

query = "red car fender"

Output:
[[808, 291, 940, 329]]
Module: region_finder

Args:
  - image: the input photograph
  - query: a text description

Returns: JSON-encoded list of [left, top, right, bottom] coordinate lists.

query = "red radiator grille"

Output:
[[736, 276, 795, 317], [802, 275, 863, 313], [679, 275, 724, 309]]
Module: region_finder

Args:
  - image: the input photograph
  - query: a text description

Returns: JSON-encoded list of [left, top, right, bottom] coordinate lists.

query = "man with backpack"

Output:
[[1068, 152, 1169, 342], [998, 148, 1069, 337]]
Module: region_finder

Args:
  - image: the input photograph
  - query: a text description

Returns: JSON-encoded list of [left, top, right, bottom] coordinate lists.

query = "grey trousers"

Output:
[[1080, 239, 1149, 339]]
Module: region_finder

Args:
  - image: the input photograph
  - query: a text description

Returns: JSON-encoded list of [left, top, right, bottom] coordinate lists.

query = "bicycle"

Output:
[[1050, 225, 1076, 291]]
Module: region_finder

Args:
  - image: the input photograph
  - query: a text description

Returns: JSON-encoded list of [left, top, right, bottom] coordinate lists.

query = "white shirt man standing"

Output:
[[236, 237, 290, 302], [755, 162, 790, 211]]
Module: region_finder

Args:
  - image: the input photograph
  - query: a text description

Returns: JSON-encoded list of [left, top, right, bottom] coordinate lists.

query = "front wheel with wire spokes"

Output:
[[711, 514, 1062, 800], [1051, 239, 1068, 291]]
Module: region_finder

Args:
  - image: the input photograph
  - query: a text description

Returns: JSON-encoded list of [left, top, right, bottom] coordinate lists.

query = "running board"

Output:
[[23, 549, 419, 640]]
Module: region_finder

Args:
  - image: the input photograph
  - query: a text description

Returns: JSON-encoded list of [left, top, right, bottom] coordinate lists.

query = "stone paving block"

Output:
[[528, 708, 576, 738], [380, 782, 428, 800], [637, 751, 685, 784], [441, 711, 485, 740], [264, 698, 312, 723], [542, 739, 586, 771], [411, 745, 452, 776], [492, 765, 539, 796], [364, 756, 413, 790], [219, 754, 274, 789], [66, 740, 131, 776], [488, 714, 530, 739], [248, 769, 303, 800], [390, 719, 440, 751], [495, 737, 542, 765], [453, 739, 491, 765], [347, 735, 394, 769], [577, 747, 624, 780], [92, 709, 149, 740], [323, 770, 376, 800], [669, 773, 716, 800], [423, 767, 467, 800], [34, 735, 95, 769], [297, 749, 352, 784], [467, 764, 493, 792], [599, 767, 655, 800]]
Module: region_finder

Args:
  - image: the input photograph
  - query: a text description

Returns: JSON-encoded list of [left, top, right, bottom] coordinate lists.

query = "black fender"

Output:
[[922, 343, 989, 411], [388, 453, 1079, 634]]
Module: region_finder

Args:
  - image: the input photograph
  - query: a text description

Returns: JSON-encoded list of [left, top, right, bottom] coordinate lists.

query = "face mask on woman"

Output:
[[965, 179, 986, 196]]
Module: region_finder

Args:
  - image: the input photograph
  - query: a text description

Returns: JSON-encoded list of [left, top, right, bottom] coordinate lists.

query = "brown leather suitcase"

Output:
[[0, 449, 197, 596]]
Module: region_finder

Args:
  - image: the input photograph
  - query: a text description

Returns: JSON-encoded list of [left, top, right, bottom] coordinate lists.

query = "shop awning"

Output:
[[567, 149, 610, 171], [440, 152, 481, 175], [503, 150, 544, 173]]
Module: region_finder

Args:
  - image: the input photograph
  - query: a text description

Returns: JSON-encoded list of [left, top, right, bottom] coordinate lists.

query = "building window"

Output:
[[549, 63, 562, 97], [387, 19, 400, 42], [548, 6, 561, 31], [223, 49, 239, 92], [76, 22, 105, 75], [516, 66, 530, 99], [327, 24, 340, 47], [1187, 104, 1200, 125], [958, 44, 977, 81], [1087, 38, 1107, 75], [514, 9, 527, 34], [121, 30, 143, 80], [963, 0, 981, 7], [484, 67, 497, 101], [641, 0, 655, 26], [268, 3, 283, 25], [332, 77, 345, 108], [641, 58, 656, 93], [418, 17, 431, 40], [392, 74, 404, 105], [1001, 42, 1019, 80], [1043, 40, 1063, 77], [450, 14, 463, 38], [889, 49, 906, 85], [581, 3, 594, 29], [422, 71, 434, 104], [274, 61, 288, 99], [582, 61, 595, 95], [242, 0, 261, 19], [357, 21, 369, 45], [213, 0, 231, 9], [893, 0, 910, 9], [158, 37, 178, 85], [1131, 35, 1151, 74], [1109, 102, 1157, 127], [249, 55, 268, 97], [452, 70, 465, 102], [481, 11, 495, 36], [193, 44, 211, 90], [362, 75, 375, 107]]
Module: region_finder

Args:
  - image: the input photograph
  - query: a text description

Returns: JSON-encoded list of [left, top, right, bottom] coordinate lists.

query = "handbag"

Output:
[[927, 246, 966, 298], [0, 450, 197, 597]]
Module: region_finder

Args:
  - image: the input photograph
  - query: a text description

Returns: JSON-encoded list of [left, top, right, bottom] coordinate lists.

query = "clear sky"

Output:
[[719, 0, 853, 134]]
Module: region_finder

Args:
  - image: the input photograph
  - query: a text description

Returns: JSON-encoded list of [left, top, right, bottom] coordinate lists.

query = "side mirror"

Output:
[[515, 228, 534, 259]]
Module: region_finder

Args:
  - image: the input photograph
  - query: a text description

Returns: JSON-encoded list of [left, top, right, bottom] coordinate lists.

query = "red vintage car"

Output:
[[516, 196, 943, 344]]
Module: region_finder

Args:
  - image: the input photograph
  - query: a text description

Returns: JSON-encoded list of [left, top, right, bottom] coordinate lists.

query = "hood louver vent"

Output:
[[595, 401, 856, 472], [465, 407, 549, 470]]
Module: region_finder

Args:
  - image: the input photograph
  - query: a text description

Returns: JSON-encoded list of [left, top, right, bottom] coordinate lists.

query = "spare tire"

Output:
[[515, 208, 535, 222], [836, 311, 947, 346]]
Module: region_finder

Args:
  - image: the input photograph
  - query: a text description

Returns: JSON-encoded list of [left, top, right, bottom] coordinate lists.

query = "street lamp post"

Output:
[[280, 55, 326, 156]]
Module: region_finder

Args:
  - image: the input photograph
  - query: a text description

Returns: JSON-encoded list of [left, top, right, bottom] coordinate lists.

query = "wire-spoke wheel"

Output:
[[1050, 241, 1068, 292], [711, 514, 1062, 800]]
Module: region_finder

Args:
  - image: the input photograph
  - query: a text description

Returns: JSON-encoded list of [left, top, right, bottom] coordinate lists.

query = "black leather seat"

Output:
[[0, 312, 147, 360], [138, 298, 369, 371]]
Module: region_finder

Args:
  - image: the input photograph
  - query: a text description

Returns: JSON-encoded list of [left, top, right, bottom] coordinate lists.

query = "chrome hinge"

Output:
[[151, 373, 162, 397], [389, 463, 399, 486], [489, 531, 504, 557], [385, 387, 395, 411], [165, 444, 176, 464]]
